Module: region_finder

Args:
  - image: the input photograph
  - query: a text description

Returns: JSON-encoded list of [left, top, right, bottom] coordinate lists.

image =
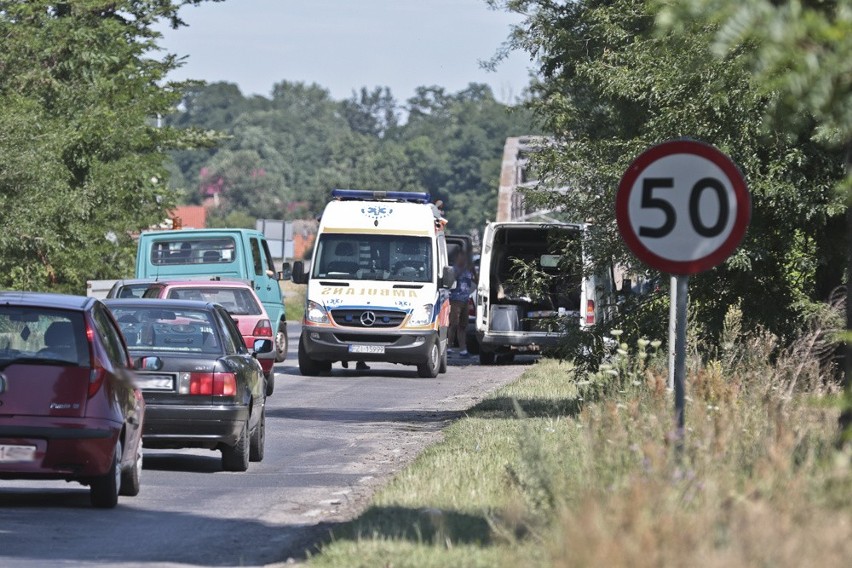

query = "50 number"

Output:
[[638, 177, 729, 238]]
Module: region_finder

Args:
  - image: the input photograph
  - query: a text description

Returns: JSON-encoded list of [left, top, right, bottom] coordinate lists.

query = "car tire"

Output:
[[275, 323, 288, 362], [221, 420, 250, 472], [250, 407, 265, 463], [479, 350, 495, 365], [119, 439, 142, 497], [265, 371, 275, 396], [91, 440, 121, 508], [417, 338, 440, 378], [298, 336, 330, 376]]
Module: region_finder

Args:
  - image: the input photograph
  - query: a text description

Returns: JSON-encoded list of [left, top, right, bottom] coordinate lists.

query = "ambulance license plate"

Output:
[[349, 345, 385, 354]]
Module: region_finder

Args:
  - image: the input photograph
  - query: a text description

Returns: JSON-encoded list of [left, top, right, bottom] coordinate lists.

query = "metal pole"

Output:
[[673, 275, 689, 442], [668, 275, 677, 390]]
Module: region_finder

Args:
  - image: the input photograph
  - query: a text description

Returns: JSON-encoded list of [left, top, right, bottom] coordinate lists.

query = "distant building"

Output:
[[169, 205, 207, 229]]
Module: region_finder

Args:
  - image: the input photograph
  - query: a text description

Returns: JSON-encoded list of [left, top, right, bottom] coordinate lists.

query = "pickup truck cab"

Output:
[[134, 228, 289, 363]]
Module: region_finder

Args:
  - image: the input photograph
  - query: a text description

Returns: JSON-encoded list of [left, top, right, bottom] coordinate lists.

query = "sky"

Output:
[[155, 0, 534, 104]]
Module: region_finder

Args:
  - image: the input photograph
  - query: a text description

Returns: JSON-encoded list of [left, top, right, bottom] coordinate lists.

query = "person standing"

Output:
[[448, 255, 474, 356]]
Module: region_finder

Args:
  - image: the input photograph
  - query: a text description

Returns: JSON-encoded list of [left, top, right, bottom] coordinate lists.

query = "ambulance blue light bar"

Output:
[[331, 189, 431, 204]]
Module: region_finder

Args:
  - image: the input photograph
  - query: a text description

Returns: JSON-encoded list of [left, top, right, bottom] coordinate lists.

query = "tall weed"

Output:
[[502, 304, 850, 567]]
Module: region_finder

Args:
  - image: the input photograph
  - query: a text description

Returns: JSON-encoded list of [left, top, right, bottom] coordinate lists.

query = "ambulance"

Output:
[[291, 190, 455, 377]]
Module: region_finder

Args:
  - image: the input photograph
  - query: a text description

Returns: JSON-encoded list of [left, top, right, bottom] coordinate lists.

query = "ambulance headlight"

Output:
[[305, 300, 329, 324], [405, 304, 434, 327]]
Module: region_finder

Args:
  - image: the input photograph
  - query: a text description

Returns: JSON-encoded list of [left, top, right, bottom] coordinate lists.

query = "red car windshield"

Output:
[[164, 287, 262, 316]]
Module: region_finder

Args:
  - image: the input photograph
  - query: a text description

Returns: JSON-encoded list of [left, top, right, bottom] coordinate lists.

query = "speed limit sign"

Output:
[[616, 140, 750, 275]]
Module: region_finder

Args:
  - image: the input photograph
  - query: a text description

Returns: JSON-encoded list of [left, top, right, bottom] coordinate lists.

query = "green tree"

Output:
[[401, 84, 539, 234], [494, 0, 845, 346], [656, 0, 852, 456], [168, 80, 537, 236], [340, 86, 400, 138], [0, 0, 221, 292]]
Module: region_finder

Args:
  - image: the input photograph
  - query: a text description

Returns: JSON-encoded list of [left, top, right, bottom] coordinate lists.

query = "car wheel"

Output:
[[119, 439, 142, 497], [250, 407, 265, 462], [479, 350, 495, 365], [275, 324, 288, 362], [438, 340, 448, 374], [91, 440, 121, 508], [221, 420, 250, 472], [298, 336, 329, 376], [417, 338, 440, 378], [265, 371, 275, 396]]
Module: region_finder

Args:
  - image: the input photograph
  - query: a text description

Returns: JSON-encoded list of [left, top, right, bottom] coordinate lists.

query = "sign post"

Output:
[[616, 139, 750, 442]]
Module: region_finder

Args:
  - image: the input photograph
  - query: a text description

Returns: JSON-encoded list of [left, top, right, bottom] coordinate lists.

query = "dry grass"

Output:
[[306, 310, 851, 567]]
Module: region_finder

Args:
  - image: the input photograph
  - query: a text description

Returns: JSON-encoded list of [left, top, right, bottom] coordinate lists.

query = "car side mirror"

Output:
[[252, 338, 273, 356], [291, 261, 309, 284], [135, 356, 163, 371], [278, 262, 292, 281]]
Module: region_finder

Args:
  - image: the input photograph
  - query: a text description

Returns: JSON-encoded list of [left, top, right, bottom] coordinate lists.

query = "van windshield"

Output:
[[312, 234, 433, 283]]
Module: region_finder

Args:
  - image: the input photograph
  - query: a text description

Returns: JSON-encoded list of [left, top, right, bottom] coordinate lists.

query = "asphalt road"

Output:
[[0, 324, 534, 567]]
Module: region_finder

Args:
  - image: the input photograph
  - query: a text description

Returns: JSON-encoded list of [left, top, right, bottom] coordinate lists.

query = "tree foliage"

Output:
[[494, 0, 846, 346], [0, 0, 222, 293], [166, 81, 538, 237]]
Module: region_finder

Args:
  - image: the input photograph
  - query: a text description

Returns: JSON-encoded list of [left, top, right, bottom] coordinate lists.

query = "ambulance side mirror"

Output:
[[292, 261, 309, 284]]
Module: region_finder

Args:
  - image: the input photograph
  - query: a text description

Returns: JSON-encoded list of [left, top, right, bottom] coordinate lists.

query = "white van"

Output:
[[291, 190, 455, 377], [475, 221, 616, 364]]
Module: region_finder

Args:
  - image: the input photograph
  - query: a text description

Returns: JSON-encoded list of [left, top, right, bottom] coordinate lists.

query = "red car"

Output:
[[141, 281, 278, 395], [0, 292, 145, 508]]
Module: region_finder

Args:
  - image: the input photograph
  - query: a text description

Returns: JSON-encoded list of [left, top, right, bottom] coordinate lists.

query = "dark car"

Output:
[[106, 278, 159, 299], [104, 299, 271, 472], [141, 280, 279, 397], [0, 292, 144, 508]]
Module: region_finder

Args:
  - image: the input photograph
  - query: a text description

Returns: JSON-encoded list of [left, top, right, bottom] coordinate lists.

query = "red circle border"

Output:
[[615, 140, 751, 275]]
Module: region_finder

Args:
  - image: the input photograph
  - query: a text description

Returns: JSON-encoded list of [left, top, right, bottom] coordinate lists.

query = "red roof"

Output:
[[170, 205, 207, 229]]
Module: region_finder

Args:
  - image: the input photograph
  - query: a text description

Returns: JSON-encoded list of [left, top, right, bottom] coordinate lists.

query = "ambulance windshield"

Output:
[[312, 235, 433, 283]]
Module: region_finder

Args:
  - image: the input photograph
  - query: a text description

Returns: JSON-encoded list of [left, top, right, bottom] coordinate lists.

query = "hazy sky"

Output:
[[156, 0, 534, 103]]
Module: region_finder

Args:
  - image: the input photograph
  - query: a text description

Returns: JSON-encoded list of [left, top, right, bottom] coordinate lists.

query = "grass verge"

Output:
[[282, 279, 305, 323], [305, 331, 851, 567]]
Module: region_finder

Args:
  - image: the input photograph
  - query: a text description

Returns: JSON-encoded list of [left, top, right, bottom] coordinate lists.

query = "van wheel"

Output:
[[275, 324, 288, 362], [298, 336, 330, 376], [497, 352, 515, 364], [479, 350, 495, 365], [467, 336, 480, 355], [417, 339, 440, 378]]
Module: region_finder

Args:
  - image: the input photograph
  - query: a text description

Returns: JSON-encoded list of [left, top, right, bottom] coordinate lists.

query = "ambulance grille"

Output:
[[330, 309, 406, 328]]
